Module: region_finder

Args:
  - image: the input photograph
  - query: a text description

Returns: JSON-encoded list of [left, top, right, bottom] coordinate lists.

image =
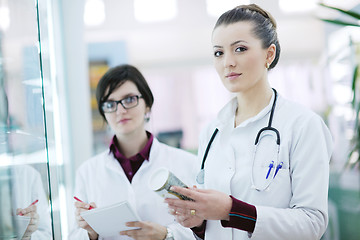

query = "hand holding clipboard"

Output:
[[73, 196, 98, 239], [16, 199, 39, 239]]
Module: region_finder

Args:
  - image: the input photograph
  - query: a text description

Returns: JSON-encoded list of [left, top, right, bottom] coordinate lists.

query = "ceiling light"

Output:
[[0, 5, 10, 31], [84, 0, 106, 27], [279, 0, 317, 13], [134, 0, 177, 23], [206, 0, 250, 18]]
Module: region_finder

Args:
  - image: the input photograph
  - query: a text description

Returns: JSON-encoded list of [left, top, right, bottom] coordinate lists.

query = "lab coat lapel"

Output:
[[103, 152, 137, 205], [133, 139, 160, 180], [205, 127, 236, 195], [104, 153, 127, 176], [202, 98, 237, 195]]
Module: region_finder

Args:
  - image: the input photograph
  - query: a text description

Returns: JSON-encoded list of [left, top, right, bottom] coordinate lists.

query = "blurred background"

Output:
[[0, 0, 359, 239]]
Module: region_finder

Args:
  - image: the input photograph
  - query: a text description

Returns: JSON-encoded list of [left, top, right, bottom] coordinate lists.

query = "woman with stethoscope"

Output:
[[165, 4, 333, 240]]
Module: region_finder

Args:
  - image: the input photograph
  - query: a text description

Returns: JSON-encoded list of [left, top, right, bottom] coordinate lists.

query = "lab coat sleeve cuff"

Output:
[[190, 220, 207, 239], [221, 195, 257, 233]]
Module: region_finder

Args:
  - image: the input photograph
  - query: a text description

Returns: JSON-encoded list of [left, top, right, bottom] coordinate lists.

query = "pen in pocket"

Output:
[[274, 162, 284, 178], [266, 161, 274, 179]]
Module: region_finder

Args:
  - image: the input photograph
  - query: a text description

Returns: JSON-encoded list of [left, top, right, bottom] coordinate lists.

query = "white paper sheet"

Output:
[[15, 215, 31, 239], [80, 201, 141, 237]]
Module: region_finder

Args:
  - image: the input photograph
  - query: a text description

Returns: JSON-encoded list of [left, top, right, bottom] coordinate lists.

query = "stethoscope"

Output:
[[196, 88, 281, 191]]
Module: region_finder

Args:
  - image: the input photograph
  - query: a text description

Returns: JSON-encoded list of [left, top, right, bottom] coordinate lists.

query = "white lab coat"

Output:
[[69, 138, 197, 240], [11, 165, 52, 239], [197, 93, 333, 240]]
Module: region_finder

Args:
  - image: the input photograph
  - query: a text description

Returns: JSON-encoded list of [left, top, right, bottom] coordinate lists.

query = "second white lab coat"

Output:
[[197, 93, 333, 240], [69, 138, 197, 240], [11, 165, 52, 240]]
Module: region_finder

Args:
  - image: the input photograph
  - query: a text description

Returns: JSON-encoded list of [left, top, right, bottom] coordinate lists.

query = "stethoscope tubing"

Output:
[[200, 128, 219, 170], [197, 88, 281, 190]]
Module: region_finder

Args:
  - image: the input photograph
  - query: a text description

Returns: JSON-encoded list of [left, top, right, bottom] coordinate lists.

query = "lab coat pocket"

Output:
[[251, 134, 279, 190], [250, 163, 291, 206], [251, 165, 276, 191]]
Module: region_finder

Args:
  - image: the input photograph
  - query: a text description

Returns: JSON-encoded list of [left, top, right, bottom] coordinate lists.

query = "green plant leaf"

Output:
[[352, 65, 359, 107], [355, 97, 360, 133], [320, 19, 360, 27], [319, 3, 360, 172], [319, 3, 360, 20], [347, 149, 359, 169]]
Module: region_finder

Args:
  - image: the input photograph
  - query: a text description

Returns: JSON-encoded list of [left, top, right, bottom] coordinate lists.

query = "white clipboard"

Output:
[[15, 215, 31, 239], [80, 201, 141, 237]]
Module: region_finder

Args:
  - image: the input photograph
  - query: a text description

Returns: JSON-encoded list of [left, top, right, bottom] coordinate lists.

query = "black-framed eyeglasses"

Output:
[[101, 95, 143, 113]]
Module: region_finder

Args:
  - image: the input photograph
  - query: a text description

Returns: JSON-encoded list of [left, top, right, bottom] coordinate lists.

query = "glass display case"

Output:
[[0, 0, 59, 239]]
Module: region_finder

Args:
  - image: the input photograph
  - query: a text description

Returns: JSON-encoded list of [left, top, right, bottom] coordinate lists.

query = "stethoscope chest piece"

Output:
[[196, 169, 205, 184]]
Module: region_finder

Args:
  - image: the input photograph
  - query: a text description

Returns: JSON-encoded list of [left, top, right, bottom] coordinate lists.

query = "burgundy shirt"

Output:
[[109, 132, 153, 182]]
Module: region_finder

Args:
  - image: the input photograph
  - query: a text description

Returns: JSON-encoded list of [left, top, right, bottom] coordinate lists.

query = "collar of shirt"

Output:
[[109, 131, 154, 163], [216, 91, 275, 129]]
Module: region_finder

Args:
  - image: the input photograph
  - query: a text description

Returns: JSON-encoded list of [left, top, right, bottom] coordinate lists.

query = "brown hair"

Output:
[[214, 4, 280, 69], [96, 64, 154, 120]]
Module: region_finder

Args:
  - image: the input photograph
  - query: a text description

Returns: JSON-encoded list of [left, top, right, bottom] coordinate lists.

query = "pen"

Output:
[[274, 162, 283, 178], [266, 161, 274, 179], [74, 196, 94, 210], [19, 199, 39, 216], [30, 199, 39, 206]]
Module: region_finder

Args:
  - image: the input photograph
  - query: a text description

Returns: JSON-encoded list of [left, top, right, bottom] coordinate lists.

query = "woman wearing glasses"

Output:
[[69, 64, 196, 240], [165, 4, 333, 240]]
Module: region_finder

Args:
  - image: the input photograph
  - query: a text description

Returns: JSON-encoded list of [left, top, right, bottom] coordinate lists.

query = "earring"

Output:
[[144, 112, 150, 122], [266, 62, 270, 69]]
